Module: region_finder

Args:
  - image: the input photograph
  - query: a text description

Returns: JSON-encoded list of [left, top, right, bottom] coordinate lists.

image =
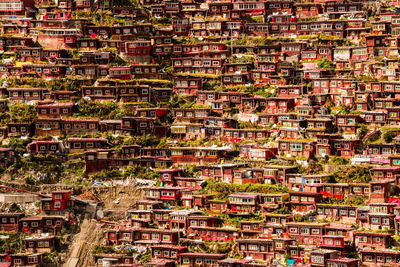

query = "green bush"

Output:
[[92, 245, 116, 255], [317, 58, 335, 69], [357, 125, 368, 140], [332, 166, 371, 183], [75, 99, 120, 120], [9, 103, 36, 123], [26, 176, 35, 185], [330, 156, 349, 165], [202, 180, 288, 200], [383, 131, 397, 143]]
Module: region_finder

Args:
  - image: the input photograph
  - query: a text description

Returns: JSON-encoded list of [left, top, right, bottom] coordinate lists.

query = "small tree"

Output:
[[383, 131, 397, 143], [9, 103, 36, 123], [357, 125, 368, 140], [317, 58, 335, 69]]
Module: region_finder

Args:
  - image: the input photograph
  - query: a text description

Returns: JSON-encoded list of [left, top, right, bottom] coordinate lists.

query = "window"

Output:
[[301, 228, 309, 234], [38, 241, 49, 248], [208, 151, 217, 156], [248, 244, 258, 251], [311, 255, 323, 264], [28, 256, 37, 264], [358, 236, 367, 242], [311, 229, 320, 235]]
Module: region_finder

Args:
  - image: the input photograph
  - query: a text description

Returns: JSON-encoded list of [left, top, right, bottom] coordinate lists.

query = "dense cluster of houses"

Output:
[[2, 0, 400, 265], [0, 190, 81, 266], [90, 164, 400, 267]]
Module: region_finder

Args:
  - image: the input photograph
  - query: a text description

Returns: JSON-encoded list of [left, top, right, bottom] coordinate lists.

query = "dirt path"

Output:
[[63, 215, 97, 267]]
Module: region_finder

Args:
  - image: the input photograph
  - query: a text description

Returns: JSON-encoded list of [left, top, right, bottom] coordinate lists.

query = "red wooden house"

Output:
[[27, 140, 64, 154], [369, 180, 393, 203], [143, 186, 185, 205], [7, 122, 32, 137], [125, 40, 151, 59], [295, 2, 322, 18], [360, 249, 400, 267], [122, 117, 156, 136], [93, 254, 135, 267], [239, 144, 277, 161], [237, 239, 274, 262], [354, 231, 392, 250], [66, 137, 108, 153], [325, 258, 359, 267], [0, 213, 24, 232], [10, 253, 43, 267], [309, 249, 339, 267], [7, 87, 46, 102], [36, 102, 74, 118], [278, 139, 316, 158], [179, 253, 225, 267], [151, 245, 187, 261], [108, 66, 131, 80], [173, 76, 202, 95], [41, 191, 73, 214], [170, 146, 232, 164], [286, 222, 327, 246], [20, 215, 65, 235], [0, 147, 14, 167], [157, 169, 185, 187], [320, 235, 346, 256], [169, 209, 202, 230], [289, 191, 322, 213], [265, 97, 295, 114], [24, 235, 55, 253], [147, 258, 175, 267], [227, 193, 261, 216], [172, 17, 190, 37]]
